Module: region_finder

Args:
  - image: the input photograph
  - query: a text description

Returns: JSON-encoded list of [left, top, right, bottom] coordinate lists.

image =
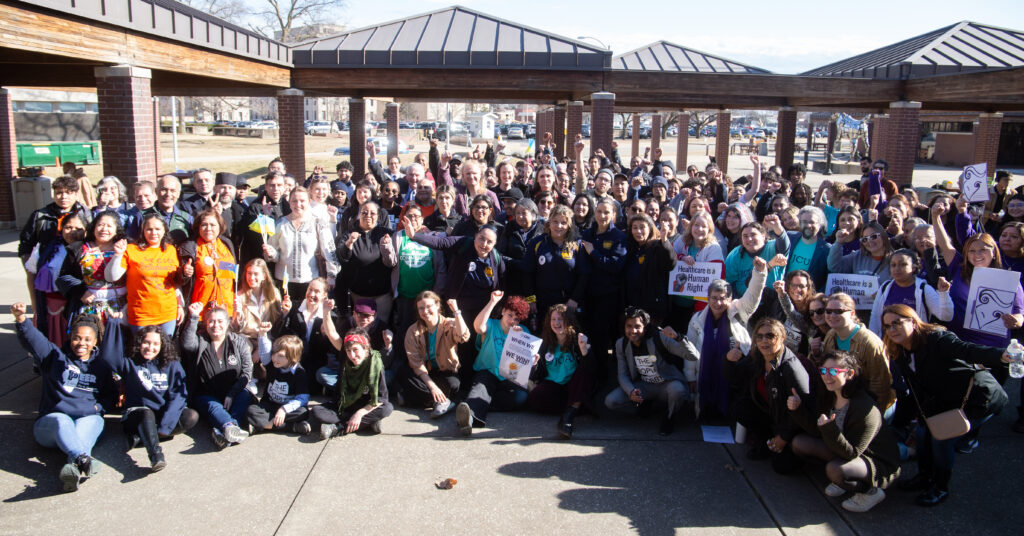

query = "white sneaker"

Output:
[[430, 399, 453, 419], [842, 487, 885, 513], [222, 423, 249, 444], [825, 483, 847, 497]]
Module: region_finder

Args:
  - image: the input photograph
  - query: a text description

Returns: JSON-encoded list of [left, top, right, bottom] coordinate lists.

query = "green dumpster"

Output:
[[17, 141, 101, 167]]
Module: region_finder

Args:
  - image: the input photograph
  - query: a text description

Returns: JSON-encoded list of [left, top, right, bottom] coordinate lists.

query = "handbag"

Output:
[[910, 375, 973, 441]]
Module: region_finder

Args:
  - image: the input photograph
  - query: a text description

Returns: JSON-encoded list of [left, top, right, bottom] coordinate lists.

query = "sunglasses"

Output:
[[819, 367, 851, 376], [809, 308, 825, 316], [755, 332, 778, 341], [882, 318, 911, 331], [824, 308, 849, 315], [859, 233, 881, 244]]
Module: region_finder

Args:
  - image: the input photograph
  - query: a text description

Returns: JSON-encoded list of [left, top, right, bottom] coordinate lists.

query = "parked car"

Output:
[[507, 126, 525, 139], [400, 121, 415, 129], [334, 138, 410, 156], [305, 121, 336, 135], [752, 129, 767, 139], [581, 123, 591, 138], [253, 120, 278, 129]]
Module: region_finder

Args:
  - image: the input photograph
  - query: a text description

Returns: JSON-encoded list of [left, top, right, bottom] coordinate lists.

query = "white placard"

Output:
[[961, 163, 989, 203], [965, 266, 1021, 337], [668, 260, 722, 299], [498, 330, 543, 388], [825, 273, 879, 310]]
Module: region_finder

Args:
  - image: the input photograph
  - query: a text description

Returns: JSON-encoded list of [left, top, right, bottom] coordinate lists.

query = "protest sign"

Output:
[[961, 163, 989, 203], [966, 266, 1021, 337], [825, 273, 879, 309], [668, 260, 721, 299], [498, 330, 543, 388]]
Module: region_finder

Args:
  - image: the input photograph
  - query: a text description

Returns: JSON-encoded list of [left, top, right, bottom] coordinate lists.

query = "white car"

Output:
[[507, 126, 524, 139], [305, 121, 335, 135], [252, 120, 278, 129]]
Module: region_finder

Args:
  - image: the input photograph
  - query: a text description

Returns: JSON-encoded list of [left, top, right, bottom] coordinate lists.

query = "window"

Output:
[[58, 102, 87, 113], [19, 102, 53, 112]]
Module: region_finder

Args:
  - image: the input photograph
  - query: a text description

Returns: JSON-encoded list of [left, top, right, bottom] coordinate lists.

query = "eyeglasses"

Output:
[[472, 205, 490, 211], [882, 318, 911, 331], [824, 308, 849, 316], [809, 308, 825, 316], [819, 367, 851, 376], [859, 233, 881, 244], [755, 332, 778, 341]]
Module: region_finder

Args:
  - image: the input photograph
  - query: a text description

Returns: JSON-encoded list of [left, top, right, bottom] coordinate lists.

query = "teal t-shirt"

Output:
[[787, 239, 816, 274], [475, 318, 531, 380], [823, 204, 839, 234], [543, 347, 577, 385], [836, 325, 860, 351], [426, 329, 438, 370]]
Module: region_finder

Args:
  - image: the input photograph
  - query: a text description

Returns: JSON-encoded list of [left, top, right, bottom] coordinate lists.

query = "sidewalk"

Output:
[[0, 229, 1019, 535]]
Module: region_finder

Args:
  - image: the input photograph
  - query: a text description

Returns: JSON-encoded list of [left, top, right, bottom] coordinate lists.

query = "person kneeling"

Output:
[[305, 328, 392, 440], [455, 291, 536, 437], [604, 307, 697, 436], [246, 335, 311, 435]]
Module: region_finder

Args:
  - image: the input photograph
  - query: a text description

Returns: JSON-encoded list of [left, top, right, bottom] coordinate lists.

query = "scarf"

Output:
[[338, 349, 383, 412], [699, 308, 733, 417]]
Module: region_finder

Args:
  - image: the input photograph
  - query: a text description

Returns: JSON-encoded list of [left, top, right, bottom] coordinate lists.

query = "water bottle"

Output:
[[1008, 339, 1024, 379]]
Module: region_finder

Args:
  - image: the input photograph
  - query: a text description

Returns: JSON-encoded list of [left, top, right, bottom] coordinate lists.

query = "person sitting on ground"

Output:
[[787, 351, 901, 513], [455, 291, 536, 437], [100, 321, 197, 473], [181, 302, 252, 450], [317, 297, 394, 391], [605, 306, 697, 436], [305, 328, 393, 439], [14, 304, 113, 492], [247, 334, 311, 435], [528, 304, 596, 440], [398, 292, 470, 419]]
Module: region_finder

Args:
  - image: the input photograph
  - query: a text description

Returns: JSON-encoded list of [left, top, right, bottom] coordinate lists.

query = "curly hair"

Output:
[[541, 304, 580, 352], [503, 295, 531, 323], [131, 325, 178, 368]]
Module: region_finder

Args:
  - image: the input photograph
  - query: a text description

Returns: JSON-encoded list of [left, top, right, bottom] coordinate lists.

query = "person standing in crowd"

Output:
[[580, 199, 628, 377], [622, 213, 676, 326], [337, 201, 396, 319], [127, 175, 193, 245], [180, 168, 217, 216], [58, 210, 127, 323], [821, 292, 894, 416], [237, 172, 289, 270], [93, 176, 131, 224], [107, 214, 184, 336], [180, 208, 238, 318], [868, 249, 953, 332], [522, 204, 589, 324], [232, 259, 284, 344], [264, 186, 339, 301]]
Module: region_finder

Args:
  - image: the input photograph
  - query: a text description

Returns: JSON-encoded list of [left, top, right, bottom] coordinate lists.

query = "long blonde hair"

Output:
[[683, 210, 718, 250], [239, 258, 282, 324]]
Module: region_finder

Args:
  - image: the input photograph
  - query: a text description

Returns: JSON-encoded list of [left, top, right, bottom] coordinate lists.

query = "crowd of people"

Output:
[[15, 134, 1021, 513]]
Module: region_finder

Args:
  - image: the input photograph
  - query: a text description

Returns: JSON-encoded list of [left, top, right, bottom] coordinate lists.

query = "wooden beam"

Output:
[[605, 71, 902, 102], [906, 68, 1024, 101], [0, 2, 290, 88], [292, 68, 604, 94]]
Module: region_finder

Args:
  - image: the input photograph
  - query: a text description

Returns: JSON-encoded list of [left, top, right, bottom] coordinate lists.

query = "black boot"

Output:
[[916, 468, 951, 506], [137, 411, 166, 473], [558, 407, 578, 440]]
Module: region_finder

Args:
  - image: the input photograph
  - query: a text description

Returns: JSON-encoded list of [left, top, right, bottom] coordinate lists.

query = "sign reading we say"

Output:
[[961, 163, 989, 203], [498, 330, 543, 388]]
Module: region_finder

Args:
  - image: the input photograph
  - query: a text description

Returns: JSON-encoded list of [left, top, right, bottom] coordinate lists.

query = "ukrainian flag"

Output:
[[248, 214, 276, 236], [525, 138, 535, 156]]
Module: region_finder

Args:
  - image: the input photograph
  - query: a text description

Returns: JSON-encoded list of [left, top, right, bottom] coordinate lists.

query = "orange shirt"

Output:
[[121, 244, 179, 326], [191, 238, 236, 316]]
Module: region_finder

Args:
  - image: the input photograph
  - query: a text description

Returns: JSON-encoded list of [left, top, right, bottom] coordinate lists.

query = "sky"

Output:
[[327, 0, 1024, 74]]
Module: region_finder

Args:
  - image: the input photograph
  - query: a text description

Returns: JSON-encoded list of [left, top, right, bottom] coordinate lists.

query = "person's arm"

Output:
[[775, 362, 812, 443], [736, 258, 767, 320], [180, 303, 202, 354], [827, 237, 854, 273], [13, 303, 59, 367], [319, 299, 343, 351], [474, 291, 503, 335], [428, 142, 440, 180], [227, 336, 253, 399], [741, 154, 762, 205], [926, 279, 954, 322], [411, 230, 463, 251], [614, 339, 636, 395], [98, 317, 130, 376], [484, 142, 496, 169], [819, 400, 881, 461], [932, 206, 957, 266], [954, 205, 976, 246], [659, 329, 699, 361]]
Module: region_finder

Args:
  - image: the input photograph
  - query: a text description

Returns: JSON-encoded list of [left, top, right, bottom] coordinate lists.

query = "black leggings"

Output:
[[308, 401, 393, 431], [246, 399, 309, 431], [398, 367, 460, 408], [731, 395, 802, 474], [122, 406, 198, 439]]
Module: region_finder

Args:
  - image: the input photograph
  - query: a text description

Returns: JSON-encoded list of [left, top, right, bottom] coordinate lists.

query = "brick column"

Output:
[[775, 106, 797, 171], [589, 92, 615, 159], [540, 109, 553, 149], [869, 115, 888, 161], [276, 89, 305, 177], [566, 101, 583, 159], [715, 110, 732, 174], [94, 65, 156, 188], [631, 113, 641, 159], [651, 113, 662, 151], [676, 110, 689, 173], [0, 89, 16, 227], [972, 112, 1004, 177], [348, 98, 366, 181], [385, 102, 400, 163], [552, 105, 566, 160], [886, 101, 921, 186], [152, 97, 162, 175]]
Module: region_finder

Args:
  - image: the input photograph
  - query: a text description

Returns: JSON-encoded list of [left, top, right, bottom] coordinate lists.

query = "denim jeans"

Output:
[[915, 413, 993, 470], [194, 391, 252, 429], [33, 413, 105, 463], [128, 319, 176, 338]]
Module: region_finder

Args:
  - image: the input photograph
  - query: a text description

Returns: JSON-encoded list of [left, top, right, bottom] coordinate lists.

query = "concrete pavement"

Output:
[[0, 227, 1020, 535]]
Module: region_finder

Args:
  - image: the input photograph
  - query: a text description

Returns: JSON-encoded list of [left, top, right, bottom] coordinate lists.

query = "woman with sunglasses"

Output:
[[452, 194, 504, 239], [725, 317, 812, 473], [787, 351, 901, 512], [821, 293, 894, 417], [778, 290, 832, 361], [868, 249, 953, 334], [880, 304, 1009, 506], [828, 221, 893, 282]]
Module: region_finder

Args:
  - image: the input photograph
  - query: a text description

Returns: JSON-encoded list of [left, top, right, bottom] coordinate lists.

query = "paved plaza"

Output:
[[0, 229, 1020, 535]]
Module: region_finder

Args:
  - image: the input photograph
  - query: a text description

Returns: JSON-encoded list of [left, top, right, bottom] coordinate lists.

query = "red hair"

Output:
[[503, 295, 530, 322]]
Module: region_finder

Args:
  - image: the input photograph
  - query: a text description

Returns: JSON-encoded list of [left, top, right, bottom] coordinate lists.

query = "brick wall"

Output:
[[676, 110, 689, 174], [0, 89, 16, 226], [715, 111, 731, 174], [552, 105, 566, 160], [95, 66, 156, 189], [386, 103, 399, 162], [539, 109, 552, 151], [566, 101, 583, 161], [775, 107, 797, 171], [869, 115, 888, 162], [589, 93, 615, 159], [886, 101, 921, 186], [651, 113, 662, 151], [348, 98, 366, 181], [277, 89, 305, 177], [152, 97, 162, 175], [631, 113, 641, 159], [972, 113, 1003, 177]]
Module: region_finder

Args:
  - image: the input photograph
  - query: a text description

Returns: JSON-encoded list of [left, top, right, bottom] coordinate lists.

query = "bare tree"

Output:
[[615, 113, 634, 139], [690, 111, 716, 138], [255, 0, 346, 42]]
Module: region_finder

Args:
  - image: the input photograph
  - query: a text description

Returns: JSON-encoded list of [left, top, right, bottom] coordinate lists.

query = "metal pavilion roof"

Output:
[[612, 41, 771, 74], [802, 21, 1024, 79], [289, 5, 611, 70]]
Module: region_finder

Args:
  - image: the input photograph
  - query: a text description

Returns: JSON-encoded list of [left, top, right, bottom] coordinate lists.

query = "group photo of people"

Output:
[[15, 134, 1021, 515]]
